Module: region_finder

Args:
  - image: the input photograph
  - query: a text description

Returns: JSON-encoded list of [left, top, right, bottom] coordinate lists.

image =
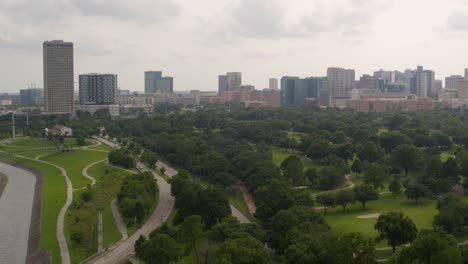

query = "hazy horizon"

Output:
[[2, 0, 468, 93]]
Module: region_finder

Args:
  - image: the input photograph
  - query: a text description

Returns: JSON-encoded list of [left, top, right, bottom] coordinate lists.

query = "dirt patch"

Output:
[[239, 182, 256, 214], [357, 213, 381, 219]]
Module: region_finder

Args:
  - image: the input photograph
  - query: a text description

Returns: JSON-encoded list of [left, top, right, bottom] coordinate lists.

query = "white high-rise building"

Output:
[[79, 73, 118, 105], [43, 40, 74, 113], [327, 67, 355, 99]]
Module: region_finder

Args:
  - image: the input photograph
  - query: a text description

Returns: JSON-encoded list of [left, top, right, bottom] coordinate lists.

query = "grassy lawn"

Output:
[[41, 150, 108, 189], [286, 131, 305, 141], [322, 193, 437, 245], [271, 147, 319, 171], [66, 160, 131, 263], [2, 155, 66, 264], [441, 152, 455, 162]]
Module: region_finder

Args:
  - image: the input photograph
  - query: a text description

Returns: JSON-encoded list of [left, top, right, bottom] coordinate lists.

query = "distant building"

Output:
[[145, 71, 173, 94], [269, 78, 279, 90], [227, 72, 242, 91], [459, 80, 468, 101], [79, 73, 118, 105], [218, 75, 228, 93], [344, 97, 436, 112], [374, 70, 396, 84], [327, 67, 355, 100], [20, 88, 43, 106], [446, 75, 464, 91], [358, 75, 385, 91], [43, 40, 74, 113], [410, 66, 435, 98], [281, 76, 328, 106]]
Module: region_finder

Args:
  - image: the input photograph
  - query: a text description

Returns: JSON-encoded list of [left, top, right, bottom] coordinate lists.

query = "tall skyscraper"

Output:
[[327, 67, 355, 99], [79, 73, 118, 105], [218, 75, 228, 93], [281, 76, 328, 106], [269, 78, 279, 90], [465, 69, 468, 80], [227, 72, 242, 91], [20, 88, 43, 106], [43, 40, 74, 113], [145, 71, 173, 94], [145, 71, 162, 94], [410, 66, 435, 98]]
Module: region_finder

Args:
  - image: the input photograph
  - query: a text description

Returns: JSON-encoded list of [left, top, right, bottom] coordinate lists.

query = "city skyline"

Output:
[[3, 0, 468, 92]]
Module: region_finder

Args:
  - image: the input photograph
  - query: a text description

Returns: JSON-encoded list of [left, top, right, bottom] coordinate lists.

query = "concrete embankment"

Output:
[[0, 158, 51, 264]]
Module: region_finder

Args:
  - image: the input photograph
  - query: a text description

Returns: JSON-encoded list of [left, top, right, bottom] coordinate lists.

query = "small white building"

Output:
[[47, 125, 73, 137]]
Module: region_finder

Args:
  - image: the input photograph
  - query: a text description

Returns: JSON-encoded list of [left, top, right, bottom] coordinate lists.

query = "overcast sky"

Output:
[[2, 0, 468, 92]]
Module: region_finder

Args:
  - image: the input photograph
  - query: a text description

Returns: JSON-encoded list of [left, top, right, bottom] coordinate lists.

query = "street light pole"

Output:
[[11, 112, 15, 139]]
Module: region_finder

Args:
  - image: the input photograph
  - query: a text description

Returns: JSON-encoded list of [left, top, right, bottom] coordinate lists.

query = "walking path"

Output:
[[17, 154, 72, 264], [82, 159, 107, 187], [110, 198, 128, 240], [313, 174, 354, 197]]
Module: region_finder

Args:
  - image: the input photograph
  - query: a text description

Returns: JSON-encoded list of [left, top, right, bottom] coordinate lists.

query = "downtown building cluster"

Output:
[[4, 40, 468, 115]]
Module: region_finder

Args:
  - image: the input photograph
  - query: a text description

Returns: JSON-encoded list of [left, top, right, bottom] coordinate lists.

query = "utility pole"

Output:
[[11, 112, 15, 139]]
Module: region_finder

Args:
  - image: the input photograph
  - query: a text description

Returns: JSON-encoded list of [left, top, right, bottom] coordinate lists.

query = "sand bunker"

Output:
[[357, 213, 381, 219]]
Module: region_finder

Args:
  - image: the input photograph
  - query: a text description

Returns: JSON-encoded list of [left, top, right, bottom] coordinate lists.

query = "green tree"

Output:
[[364, 163, 389, 189], [135, 233, 179, 264], [178, 215, 204, 263], [396, 228, 461, 264], [335, 143, 355, 161], [215, 236, 272, 264], [141, 151, 158, 169], [442, 157, 460, 184], [335, 189, 355, 211], [351, 159, 363, 174], [433, 209, 464, 233], [353, 185, 379, 209], [317, 167, 345, 190], [316, 193, 336, 213], [388, 178, 402, 198], [405, 182, 431, 204], [280, 155, 305, 185], [374, 212, 418, 253], [391, 144, 422, 176], [305, 138, 332, 160]]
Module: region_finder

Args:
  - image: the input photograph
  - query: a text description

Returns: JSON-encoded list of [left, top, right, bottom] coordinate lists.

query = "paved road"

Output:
[[156, 161, 178, 177], [88, 164, 175, 264], [110, 198, 128, 240], [0, 162, 36, 263]]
